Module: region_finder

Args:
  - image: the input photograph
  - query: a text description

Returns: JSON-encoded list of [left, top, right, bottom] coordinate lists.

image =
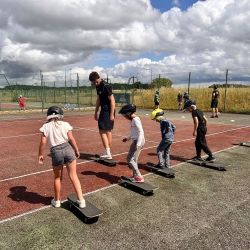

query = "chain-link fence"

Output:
[[0, 68, 249, 113]]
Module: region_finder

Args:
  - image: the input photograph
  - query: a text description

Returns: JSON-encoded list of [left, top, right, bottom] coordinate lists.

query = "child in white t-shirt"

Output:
[[38, 106, 85, 208], [119, 104, 145, 183]]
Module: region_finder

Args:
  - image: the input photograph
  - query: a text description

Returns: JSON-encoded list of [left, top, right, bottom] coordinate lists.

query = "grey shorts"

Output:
[[50, 143, 76, 166]]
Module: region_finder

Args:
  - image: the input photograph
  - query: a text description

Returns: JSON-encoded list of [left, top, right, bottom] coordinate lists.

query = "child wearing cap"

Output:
[[38, 106, 85, 208]]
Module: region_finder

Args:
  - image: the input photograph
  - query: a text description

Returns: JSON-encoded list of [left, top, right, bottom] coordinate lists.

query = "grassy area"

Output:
[[0, 87, 250, 114], [134, 87, 250, 114]]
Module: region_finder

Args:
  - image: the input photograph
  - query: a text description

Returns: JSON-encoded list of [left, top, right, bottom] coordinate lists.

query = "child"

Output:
[[184, 99, 216, 162], [151, 108, 176, 168], [154, 90, 160, 109], [119, 104, 145, 183], [18, 95, 26, 111], [38, 106, 85, 208]]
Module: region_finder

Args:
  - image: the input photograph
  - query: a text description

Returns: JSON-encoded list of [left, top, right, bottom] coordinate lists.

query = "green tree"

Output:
[[148, 78, 173, 89]]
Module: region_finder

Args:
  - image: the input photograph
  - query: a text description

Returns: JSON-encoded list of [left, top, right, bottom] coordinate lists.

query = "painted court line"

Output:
[[0, 143, 242, 225], [0, 126, 248, 183]]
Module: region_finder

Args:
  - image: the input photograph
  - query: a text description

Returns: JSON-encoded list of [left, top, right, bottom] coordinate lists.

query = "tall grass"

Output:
[[134, 87, 250, 114]]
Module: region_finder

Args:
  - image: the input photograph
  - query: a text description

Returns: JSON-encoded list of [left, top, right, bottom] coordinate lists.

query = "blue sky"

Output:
[[150, 0, 203, 12]]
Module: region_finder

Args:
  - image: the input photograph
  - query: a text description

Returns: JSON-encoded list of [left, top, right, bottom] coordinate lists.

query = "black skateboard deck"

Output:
[[238, 142, 250, 147], [186, 160, 228, 171], [67, 193, 103, 222], [146, 162, 177, 178], [120, 176, 158, 195], [94, 154, 117, 167]]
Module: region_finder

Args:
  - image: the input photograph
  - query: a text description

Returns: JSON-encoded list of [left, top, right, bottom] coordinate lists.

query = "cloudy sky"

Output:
[[0, 0, 250, 86]]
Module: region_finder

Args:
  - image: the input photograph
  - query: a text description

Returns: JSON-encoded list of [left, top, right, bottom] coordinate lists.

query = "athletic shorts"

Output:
[[155, 101, 159, 105], [178, 101, 182, 105], [98, 107, 115, 130], [210, 99, 218, 108], [50, 142, 76, 166]]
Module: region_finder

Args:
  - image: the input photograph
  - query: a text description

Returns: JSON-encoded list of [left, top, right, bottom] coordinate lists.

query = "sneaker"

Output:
[[155, 163, 164, 169], [215, 115, 219, 118], [205, 156, 216, 162], [190, 156, 204, 162], [51, 199, 61, 208], [130, 176, 144, 183], [77, 199, 86, 208], [210, 116, 215, 118], [165, 165, 171, 168], [99, 153, 112, 160]]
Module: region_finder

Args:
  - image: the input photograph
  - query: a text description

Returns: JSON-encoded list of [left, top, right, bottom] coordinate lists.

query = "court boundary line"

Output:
[[0, 143, 242, 225], [0, 125, 249, 183]]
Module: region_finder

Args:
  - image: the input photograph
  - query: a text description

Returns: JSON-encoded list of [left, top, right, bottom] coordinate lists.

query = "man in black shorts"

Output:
[[210, 84, 220, 118], [89, 72, 115, 159]]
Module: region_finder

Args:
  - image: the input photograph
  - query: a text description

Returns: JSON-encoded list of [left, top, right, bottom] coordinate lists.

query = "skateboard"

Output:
[[67, 193, 103, 222], [235, 140, 250, 147], [119, 176, 158, 195], [94, 154, 117, 167], [238, 142, 250, 147], [186, 159, 228, 171], [146, 162, 177, 178]]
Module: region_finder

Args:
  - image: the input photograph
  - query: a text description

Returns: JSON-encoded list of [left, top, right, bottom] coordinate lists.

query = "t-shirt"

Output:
[[96, 80, 113, 108], [19, 97, 25, 104], [177, 93, 182, 101], [126, 117, 145, 147], [191, 109, 205, 127], [154, 94, 160, 102], [39, 121, 72, 148], [212, 90, 220, 99]]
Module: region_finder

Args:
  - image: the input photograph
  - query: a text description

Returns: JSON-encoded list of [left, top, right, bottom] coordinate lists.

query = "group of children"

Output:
[[38, 98, 215, 208]]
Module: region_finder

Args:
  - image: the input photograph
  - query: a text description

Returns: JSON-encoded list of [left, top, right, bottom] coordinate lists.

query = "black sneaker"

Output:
[[205, 156, 216, 162], [155, 163, 164, 169], [190, 156, 204, 162]]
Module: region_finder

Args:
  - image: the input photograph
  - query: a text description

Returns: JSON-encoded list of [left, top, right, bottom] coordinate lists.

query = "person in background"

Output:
[[154, 90, 160, 109], [182, 92, 189, 112], [177, 91, 183, 111], [18, 95, 26, 111], [210, 85, 220, 118]]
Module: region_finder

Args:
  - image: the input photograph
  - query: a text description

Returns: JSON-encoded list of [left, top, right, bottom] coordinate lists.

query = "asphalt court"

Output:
[[0, 110, 249, 249]]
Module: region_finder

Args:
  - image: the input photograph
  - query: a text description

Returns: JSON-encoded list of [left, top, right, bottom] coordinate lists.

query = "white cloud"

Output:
[[0, 0, 250, 85]]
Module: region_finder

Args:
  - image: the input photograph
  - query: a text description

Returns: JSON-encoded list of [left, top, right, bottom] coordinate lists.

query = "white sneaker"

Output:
[[77, 199, 86, 208], [100, 154, 112, 160], [51, 199, 61, 208]]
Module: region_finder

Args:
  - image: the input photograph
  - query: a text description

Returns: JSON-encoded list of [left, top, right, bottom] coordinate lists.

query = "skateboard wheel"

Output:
[[69, 204, 72, 208], [83, 217, 88, 223], [123, 183, 128, 187]]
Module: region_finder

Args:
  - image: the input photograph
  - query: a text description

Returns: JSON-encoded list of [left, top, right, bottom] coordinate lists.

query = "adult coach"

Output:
[[89, 72, 115, 159], [210, 85, 220, 118]]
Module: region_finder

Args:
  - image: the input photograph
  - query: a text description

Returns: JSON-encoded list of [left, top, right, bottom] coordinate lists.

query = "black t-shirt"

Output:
[[96, 80, 113, 108], [192, 109, 205, 127], [212, 90, 220, 99]]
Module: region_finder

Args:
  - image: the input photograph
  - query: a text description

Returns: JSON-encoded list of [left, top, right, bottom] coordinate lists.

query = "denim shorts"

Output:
[[50, 143, 76, 166]]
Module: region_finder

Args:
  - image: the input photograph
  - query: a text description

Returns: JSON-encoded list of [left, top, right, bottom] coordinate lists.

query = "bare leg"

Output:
[[99, 130, 112, 149], [65, 160, 83, 201], [52, 166, 63, 200]]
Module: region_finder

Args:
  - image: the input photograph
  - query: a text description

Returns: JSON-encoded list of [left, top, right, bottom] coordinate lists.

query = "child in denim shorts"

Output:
[[38, 106, 85, 208]]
